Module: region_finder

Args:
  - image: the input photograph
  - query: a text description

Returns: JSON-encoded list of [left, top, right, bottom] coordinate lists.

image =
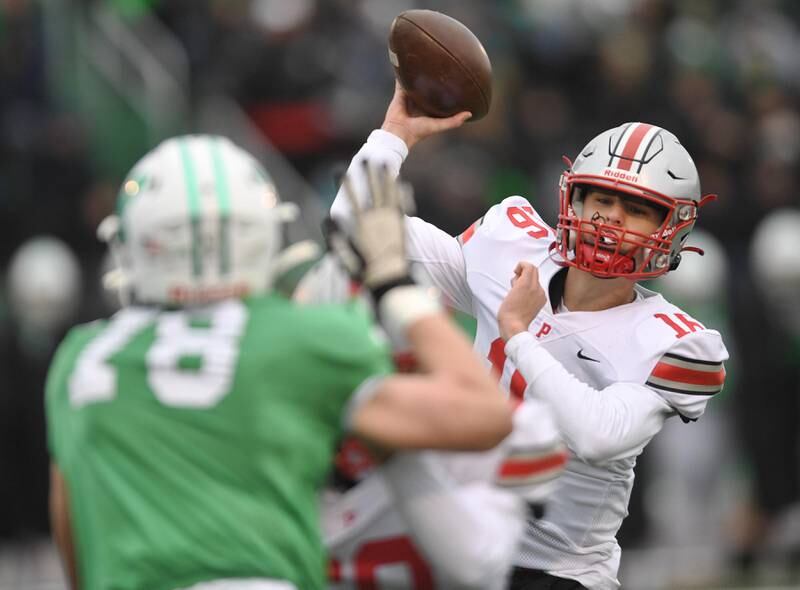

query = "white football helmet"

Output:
[[98, 134, 298, 306], [556, 122, 716, 279], [7, 236, 82, 331], [750, 208, 800, 333]]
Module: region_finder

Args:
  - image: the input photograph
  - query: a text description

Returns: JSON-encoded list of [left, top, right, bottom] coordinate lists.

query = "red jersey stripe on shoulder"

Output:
[[458, 219, 480, 246]]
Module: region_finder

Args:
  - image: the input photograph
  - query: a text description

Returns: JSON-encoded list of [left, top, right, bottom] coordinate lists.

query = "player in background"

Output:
[[45, 135, 513, 590], [289, 252, 566, 589], [330, 84, 729, 590], [738, 208, 800, 570]]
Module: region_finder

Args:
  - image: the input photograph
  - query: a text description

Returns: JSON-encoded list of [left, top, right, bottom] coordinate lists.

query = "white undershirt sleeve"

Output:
[[505, 332, 673, 463], [330, 129, 409, 223]]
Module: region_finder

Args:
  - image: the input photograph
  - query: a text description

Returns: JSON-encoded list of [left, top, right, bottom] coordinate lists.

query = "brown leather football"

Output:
[[388, 9, 492, 121]]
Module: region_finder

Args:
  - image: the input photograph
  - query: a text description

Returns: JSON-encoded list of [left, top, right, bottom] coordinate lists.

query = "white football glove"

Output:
[[324, 160, 416, 300]]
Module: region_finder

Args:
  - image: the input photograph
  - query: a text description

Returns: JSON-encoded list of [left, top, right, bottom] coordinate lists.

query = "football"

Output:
[[388, 9, 492, 121]]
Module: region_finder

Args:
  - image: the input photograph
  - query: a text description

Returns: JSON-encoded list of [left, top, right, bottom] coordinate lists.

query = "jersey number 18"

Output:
[[68, 302, 246, 409]]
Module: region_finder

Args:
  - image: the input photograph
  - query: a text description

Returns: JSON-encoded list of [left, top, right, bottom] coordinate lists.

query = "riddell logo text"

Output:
[[603, 169, 639, 182]]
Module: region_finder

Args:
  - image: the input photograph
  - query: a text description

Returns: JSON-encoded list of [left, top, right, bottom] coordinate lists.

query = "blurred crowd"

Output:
[[1, 0, 799, 587]]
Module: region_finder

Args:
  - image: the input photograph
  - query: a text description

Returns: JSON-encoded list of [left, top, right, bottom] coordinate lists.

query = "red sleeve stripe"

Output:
[[647, 357, 726, 395], [457, 218, 481, 246], [497, 447, 568, 485], [510, 370, 527, 401], [651, 359, 725, 386]]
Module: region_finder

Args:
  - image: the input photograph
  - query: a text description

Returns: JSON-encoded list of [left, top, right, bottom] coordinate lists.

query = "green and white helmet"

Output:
[[99, 134, 298, 306]]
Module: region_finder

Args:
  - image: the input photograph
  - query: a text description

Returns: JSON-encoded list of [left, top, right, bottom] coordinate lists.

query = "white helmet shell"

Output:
[[7, 236, 82, 331], [751, 208, 800, 286], [101, 135, 297, 306], [750, 208, 800, 333]]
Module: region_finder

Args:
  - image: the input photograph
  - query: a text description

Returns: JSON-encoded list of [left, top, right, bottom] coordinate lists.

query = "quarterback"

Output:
[[45, 135, 512, 590], [330, 84, 729, 590]]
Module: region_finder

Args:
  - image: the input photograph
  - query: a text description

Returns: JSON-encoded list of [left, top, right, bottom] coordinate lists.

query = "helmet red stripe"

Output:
[[616, 123, 653, 171]]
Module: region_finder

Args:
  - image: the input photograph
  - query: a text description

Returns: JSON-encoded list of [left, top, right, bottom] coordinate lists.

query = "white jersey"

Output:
[[331, 130, 729, 589]]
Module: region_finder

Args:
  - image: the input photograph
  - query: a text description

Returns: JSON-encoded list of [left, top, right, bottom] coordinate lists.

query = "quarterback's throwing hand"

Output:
[[381, 82, 471, 149], [498, 262, 547, 341]]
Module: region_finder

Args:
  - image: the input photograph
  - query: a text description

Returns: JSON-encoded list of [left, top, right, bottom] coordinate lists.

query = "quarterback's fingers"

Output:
[[514, 262, 537, 281], [515, 261, 534, 272], [389, 81, 409, 110], [427, 111, 472, 133], [525, 262, 540, 281]]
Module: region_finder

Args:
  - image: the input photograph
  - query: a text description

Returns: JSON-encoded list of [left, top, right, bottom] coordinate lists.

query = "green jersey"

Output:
[[46, 294, 392, 590]]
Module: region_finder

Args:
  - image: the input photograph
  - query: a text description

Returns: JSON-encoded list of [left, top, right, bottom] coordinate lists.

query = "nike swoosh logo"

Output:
[[577, 349, 600, 363]]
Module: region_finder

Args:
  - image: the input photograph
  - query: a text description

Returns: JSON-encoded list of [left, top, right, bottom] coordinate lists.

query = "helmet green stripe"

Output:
[[210, 138, 232, 275], [178, 139, 203, 277]]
